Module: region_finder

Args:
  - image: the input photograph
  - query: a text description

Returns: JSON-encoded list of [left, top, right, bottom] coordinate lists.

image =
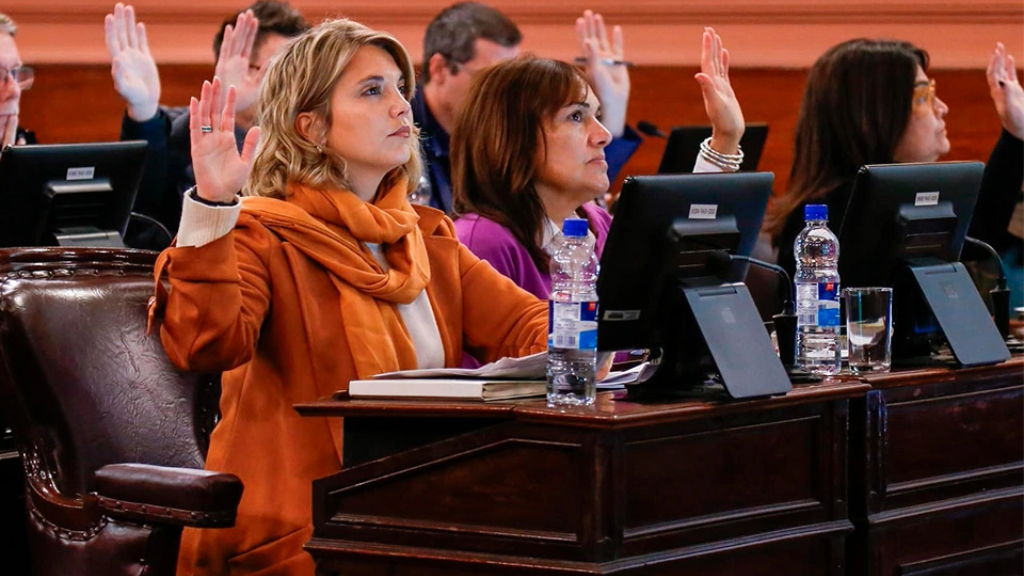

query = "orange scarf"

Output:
[[239, 180, 431, 379]]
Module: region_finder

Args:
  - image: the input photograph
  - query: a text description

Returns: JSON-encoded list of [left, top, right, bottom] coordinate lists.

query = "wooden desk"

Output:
[[847, 357, 1024, 575], [297, 381, 867, 575]]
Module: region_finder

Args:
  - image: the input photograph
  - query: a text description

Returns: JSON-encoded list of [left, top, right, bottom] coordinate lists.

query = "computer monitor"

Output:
[[839, 161, 1009, 366], [597, 172, 791, 399], [657, 123, 768, 174], [0, 141, 148, 248]]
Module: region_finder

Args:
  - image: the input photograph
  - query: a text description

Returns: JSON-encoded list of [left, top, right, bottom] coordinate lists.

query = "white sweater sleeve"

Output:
[[693, 154, 728, 174], [175, 189, 242, 248]]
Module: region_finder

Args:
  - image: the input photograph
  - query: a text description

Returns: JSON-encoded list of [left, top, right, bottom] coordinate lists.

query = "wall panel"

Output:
[[3, 0, 1022, 67]]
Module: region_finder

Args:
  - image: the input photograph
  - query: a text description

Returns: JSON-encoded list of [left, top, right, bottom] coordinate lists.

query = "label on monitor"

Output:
[[603, 310, 640, 321], [914, 191, 940, 206], [688, 204, 718, 219], [66, 167, 95, 180]]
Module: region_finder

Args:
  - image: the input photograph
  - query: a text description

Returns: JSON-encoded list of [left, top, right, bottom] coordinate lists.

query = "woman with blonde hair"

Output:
[[150, 19, 548, 576]]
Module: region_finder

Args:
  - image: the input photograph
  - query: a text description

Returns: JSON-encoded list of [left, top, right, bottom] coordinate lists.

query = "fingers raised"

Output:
[[220, 84, 238, 133], [125, 4, 139, 49], [114, 3, 130, 52], [137, 22, 150, 55], [103, 14, 120, 58]]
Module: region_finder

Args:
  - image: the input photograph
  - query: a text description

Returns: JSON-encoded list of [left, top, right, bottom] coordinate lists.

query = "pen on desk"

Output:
[[573, 56, 635, 68]]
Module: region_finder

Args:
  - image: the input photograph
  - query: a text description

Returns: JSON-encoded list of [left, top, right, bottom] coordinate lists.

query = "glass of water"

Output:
[[843, 287, 893, 374]]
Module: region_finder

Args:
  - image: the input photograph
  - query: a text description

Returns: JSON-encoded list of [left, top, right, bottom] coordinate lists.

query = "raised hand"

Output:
[[987, 42, 1024, 141], [190, 78, 261, 204], [694, 27, 745, 155], [104, 3, 161, 122], [576, 10, 629, 138], [0, 113, 18, 149], [214, 10, 260, 118]]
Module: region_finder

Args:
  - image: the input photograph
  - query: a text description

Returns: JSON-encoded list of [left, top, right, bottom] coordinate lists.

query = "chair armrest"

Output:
[[94, 463, 243, 528]]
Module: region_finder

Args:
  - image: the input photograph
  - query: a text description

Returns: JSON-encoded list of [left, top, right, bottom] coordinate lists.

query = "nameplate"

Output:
[[603, 310, 640, 321], [689, 204, 718, 219], [66, 167, 95, 181], [914, 191, 940, 206]]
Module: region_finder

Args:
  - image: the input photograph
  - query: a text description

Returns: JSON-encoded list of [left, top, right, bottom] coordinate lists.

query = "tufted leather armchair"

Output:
[[0, 248, 243, 576]]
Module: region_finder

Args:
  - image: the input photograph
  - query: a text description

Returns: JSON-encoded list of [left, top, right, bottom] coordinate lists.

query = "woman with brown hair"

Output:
[[764, 39, 1024, 279], [451, 28, 747, 300], [150, 19, 548, 576]]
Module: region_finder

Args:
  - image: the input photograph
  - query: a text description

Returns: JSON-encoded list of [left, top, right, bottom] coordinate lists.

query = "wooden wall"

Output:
[[19, 64, 1007, 195], [5, 0, 1023, 68]]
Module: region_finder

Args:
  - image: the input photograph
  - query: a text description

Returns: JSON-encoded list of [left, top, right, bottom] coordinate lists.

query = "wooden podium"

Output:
[[296, 381, 868, 575], [846, 357, 1024, 575]]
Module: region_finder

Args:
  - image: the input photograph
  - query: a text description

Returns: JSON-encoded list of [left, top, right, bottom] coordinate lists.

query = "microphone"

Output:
[[637, 120, 668, 139], [964, 235, 1010, 340]]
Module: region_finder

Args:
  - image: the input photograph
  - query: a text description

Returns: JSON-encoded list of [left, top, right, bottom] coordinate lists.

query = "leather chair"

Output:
[[0, 248, 243, 576]]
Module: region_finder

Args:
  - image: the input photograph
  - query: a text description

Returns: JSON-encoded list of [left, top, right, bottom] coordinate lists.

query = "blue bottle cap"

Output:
[[562, 218, 589, 237], [804, 204, 828, 221]]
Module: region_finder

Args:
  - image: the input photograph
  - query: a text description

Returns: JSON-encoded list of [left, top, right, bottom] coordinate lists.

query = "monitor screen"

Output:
[[597, 172, 773, 353], [657, 123, 768, 174], [839, 161, 982, 288], [0, 141, 148, 248]]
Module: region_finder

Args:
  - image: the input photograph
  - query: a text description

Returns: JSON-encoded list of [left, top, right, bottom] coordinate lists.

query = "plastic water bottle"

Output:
[[547, 218, 599, 406], [794, 204, 842, 375]]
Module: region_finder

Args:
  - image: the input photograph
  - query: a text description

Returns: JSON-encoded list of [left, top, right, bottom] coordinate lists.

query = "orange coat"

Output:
[[155, 201, 548, 576]]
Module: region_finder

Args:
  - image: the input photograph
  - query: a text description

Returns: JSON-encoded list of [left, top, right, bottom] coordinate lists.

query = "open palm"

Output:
[[190, 78, 260, 204], [987, 42, 1024, 141], [576, 11, 630, 137], [104, 3, 160, 122], [694, 27, 745, 152], [214, 10, 260, 116]]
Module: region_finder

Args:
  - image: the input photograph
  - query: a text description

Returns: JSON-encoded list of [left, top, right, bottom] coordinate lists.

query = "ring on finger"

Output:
[[200, 125, 213, 133]]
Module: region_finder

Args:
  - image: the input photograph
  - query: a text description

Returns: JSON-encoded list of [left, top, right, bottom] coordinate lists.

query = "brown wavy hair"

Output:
[[451, 56, 589, 273], [764, 38, 928, 242], [246, 19, 422, 199]]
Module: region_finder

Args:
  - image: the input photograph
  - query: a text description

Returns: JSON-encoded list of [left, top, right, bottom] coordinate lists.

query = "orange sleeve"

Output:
[[157, 220, 274, 373]]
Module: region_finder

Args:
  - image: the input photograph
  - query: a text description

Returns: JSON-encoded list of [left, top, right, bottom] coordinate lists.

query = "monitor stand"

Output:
[[907, 259, 1010, 367], [630, 282, 792, 400], [55, 227, 126, 248]]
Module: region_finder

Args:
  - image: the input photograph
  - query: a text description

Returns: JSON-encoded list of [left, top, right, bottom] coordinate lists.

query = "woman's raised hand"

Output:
[[987, 42, 1024, 141], [189, 78, 261, 204], [694, 27, 745, 155]]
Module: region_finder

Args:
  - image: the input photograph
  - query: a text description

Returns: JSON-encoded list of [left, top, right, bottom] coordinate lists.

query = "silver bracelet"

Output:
[[699, 136, 743, 172]]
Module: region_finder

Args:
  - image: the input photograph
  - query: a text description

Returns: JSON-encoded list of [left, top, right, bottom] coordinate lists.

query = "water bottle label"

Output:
[[817, 281, 841, 327], [548, 301, 599, 350], [796, 281, 840, 327]]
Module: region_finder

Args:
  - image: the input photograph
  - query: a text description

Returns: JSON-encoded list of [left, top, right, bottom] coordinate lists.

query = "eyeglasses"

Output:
[[912, 78, 937, 108], [0, 66, 33, 90]]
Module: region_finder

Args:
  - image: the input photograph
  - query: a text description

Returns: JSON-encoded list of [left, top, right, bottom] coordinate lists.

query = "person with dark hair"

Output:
[[451, 28, 745, 301], [0, 12, 36, 150], [765, 38, 1024, 283], [152, 18, 548, 575], [105, 2, 310, 247], [413, 3, 642, 214]]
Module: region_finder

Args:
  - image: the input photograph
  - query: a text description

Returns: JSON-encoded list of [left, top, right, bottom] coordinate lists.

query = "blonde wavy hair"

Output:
[[246, 18, 421, 199]]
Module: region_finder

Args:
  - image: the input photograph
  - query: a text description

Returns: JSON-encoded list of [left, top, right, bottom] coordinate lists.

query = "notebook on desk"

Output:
[[347, 378, 546, 401]]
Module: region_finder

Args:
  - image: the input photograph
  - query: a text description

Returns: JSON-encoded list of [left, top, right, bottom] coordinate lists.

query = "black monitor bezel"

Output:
[[0, 141, 148, 248], [838, 161, 984, 288], [597, 171, 774, 353], [657, 123, 769, 174]]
